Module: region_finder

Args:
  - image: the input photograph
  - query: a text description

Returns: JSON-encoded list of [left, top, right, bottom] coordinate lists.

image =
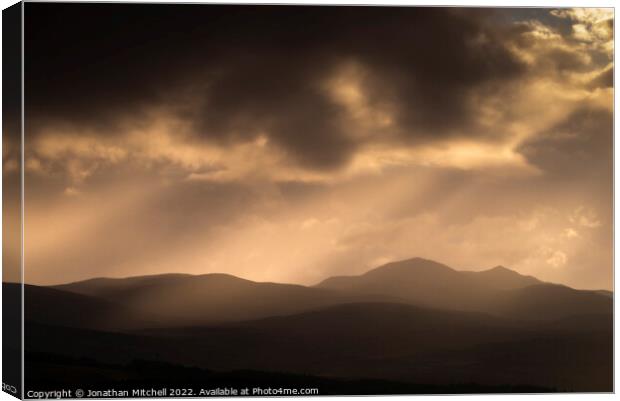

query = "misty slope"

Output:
[[50, 257, 612, 325], [24, 256, 613, 391], [8, 283, 160, 331], [492, 283, 613, 320], [316, 257, 611, 320], [25, 302, 612, 391], [53, 273, 394, 326]]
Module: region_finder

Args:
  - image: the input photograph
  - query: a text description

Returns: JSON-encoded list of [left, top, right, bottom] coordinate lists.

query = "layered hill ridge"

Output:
[[316, 257, 610, 320], [52, 272, 396, 326], [42, 257, 612, 328], [6, 283, 159, 331], [463, 265, 542, 290], [317, 257, 541, 292], [17, 256, 613, 391]]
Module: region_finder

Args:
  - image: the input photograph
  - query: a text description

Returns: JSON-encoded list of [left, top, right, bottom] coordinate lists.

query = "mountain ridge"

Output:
[[17, 256, 613, 392], [46, 256, 611, 325], [51, 257, 596, 293], [317, 258, 542, 290]]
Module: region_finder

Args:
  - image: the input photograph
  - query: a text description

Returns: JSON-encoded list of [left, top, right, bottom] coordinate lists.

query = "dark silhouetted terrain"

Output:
[[25, 353, 554, 395], [7, 283, 160, 331], [20, 257, 613, 393], [53, 273, 395, 326], [317, 258, 611, 320]]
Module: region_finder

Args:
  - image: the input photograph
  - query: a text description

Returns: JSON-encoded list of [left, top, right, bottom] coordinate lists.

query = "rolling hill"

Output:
[[316, 257, 611, 320], [52, 273, 395, 326], [19, 257, 608, 332], [17, 256, 613, 392], [10, 283, 160, 331]]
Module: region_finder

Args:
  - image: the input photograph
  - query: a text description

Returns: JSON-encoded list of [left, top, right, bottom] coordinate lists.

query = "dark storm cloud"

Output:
[[25, 4, 525, 169], [589, 67, 613, 89], [517, 106, 613, 178]]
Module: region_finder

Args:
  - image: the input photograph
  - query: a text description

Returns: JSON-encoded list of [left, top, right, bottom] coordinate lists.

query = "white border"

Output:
[[0, 2, 616, 401]]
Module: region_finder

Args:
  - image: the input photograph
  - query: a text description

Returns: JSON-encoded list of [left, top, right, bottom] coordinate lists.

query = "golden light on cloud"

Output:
[[19, 7, 612, 291], [324, 61, 395, 137], [551, 8, 613, 46]]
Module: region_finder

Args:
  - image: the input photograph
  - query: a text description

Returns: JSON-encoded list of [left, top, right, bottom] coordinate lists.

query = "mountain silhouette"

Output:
[[30, 257, 610, 331], [20, 256, 612, 392], [316, 257, 610, 320], [53, 273, 395, 326], [461, 265, 541, 289], [47, 257, 613, 328]]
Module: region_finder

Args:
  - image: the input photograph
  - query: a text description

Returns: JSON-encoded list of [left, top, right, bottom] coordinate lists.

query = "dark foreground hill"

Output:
[[24, 302, 612, 391], [6, 283, 159, 331], [17, 256, 614, 393], [25, 352, 555, 395]]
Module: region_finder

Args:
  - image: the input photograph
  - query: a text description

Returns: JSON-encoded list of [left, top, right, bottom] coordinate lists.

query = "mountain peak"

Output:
[[474, 265, 542, 290], [316, 257, 457, 291], [365, 257, 454, 275], [482, 265, 529, 277], [487, 265, 513, 273]]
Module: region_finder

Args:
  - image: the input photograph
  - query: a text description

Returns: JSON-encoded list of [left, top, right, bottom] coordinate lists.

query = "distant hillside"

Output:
[[316, 258, 611, 320], [53, 273, 395, 326], [19, 256, 613, 392], [9, 283, 160, 331], [44, 257, 613, 327]]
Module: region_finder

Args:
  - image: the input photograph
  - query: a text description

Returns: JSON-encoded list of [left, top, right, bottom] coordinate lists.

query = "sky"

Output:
[[7, 5, 613, 289]]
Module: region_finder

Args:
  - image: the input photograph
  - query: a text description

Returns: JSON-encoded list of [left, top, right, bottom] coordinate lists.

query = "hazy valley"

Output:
[[12, 257, 613, 393]]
